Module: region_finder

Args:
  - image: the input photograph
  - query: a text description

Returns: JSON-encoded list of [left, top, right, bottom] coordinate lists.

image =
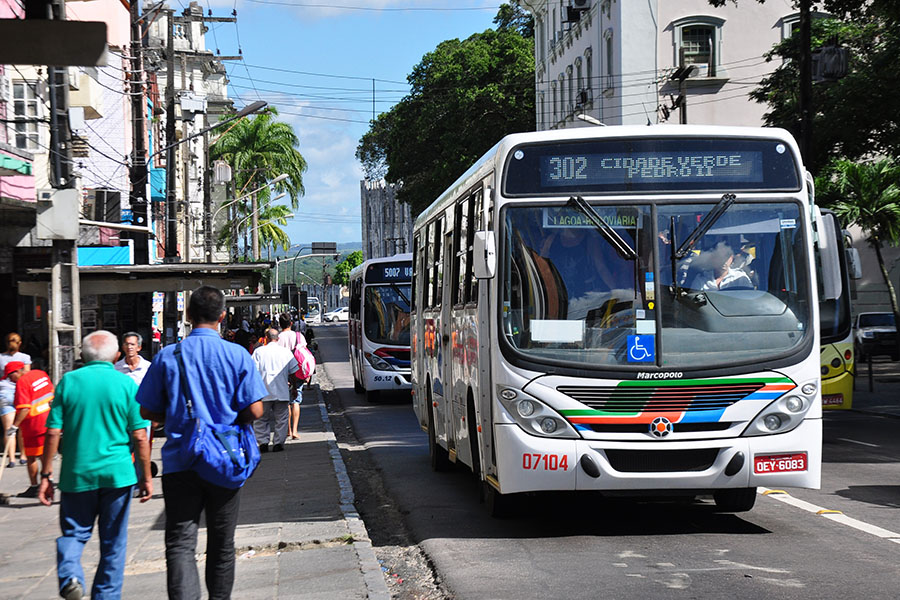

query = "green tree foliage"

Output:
[[333, 250, 364, 286], [356, 2, 535, 217], [257, 204, 294, 261], [818, 158, 900, 323], [709, 1, 899, 174], [210, 107, 307, 253]]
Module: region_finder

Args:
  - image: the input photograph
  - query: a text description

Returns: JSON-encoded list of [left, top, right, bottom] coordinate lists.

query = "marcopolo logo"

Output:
[[636, 371, 684, 380]]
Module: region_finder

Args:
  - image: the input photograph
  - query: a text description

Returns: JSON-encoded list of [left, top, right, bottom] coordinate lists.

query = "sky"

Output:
[[194, 0, 507, 246]]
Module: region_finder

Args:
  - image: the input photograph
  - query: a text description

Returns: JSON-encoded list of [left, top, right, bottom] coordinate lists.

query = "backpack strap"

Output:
[[173, 344, 195, 420]]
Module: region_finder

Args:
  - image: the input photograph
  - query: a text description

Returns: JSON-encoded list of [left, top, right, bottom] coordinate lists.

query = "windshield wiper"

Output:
[[673, 193, 736, 260], [566, 196, 637, 260], [390, 282, 410, 307]]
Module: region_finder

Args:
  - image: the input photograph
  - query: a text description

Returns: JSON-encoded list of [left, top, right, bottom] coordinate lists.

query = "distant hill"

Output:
[[272, 241, 361, 260]]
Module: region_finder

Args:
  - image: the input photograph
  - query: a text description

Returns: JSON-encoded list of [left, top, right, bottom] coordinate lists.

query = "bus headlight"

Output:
[[743, 385, 815, 437], [763, 414, 782, 430], [517, 399, 536, 417], [496, 385, 579, 439], [364, 352, 393, 371]]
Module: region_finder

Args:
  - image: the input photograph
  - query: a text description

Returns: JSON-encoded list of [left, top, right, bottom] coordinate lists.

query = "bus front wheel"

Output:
[[482, 481, 518, 518], [713, 487, 757, 512]]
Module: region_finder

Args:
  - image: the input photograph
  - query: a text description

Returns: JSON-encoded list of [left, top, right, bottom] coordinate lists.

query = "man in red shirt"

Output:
[[6, 361, 54, 498]]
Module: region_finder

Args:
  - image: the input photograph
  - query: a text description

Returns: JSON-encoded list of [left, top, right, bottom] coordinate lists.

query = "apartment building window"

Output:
[[604, 30, 614, 92], [551, 82, 558, 122], [558, 75, 566, 118], [575, 58, 583, 94], [585, 48, 593, 96], [12, 81, 40, 151], [673, 16, 726, 78]]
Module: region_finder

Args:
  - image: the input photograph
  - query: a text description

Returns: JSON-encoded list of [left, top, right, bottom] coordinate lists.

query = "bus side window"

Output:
[[412, 233, 420, 312], [453, 199, 467, 306], [433, 216, 443, 309], [425, 222, 434, 308], [466, 191, 479, 304]]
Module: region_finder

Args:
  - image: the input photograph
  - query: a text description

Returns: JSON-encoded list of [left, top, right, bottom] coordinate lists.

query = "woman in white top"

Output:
[[276, 313, 307, 439]]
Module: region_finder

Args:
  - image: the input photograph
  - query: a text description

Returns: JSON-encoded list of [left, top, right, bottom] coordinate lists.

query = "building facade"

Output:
[[360, 179, 412, 260], [523, 0, 807, 129]]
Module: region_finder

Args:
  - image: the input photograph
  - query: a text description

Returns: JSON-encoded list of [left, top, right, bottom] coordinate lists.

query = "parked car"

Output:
[[323, 306, 349, 322], [854, 312, 898, 361]]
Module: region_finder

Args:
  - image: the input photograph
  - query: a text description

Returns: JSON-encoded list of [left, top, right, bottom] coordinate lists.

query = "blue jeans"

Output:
[[57, 486, 133, 599]]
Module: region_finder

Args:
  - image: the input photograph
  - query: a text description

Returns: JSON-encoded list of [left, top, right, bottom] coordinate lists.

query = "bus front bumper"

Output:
[[822, 370, 853, 409], [493, 419, 822, 495], [364, 364, 412, 391]]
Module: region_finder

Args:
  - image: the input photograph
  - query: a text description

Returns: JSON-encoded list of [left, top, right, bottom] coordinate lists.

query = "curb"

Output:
[[313, 384, 391, 600]]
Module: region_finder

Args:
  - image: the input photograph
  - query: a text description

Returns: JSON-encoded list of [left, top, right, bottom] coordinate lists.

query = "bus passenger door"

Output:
[[440, 226, 457, 458]]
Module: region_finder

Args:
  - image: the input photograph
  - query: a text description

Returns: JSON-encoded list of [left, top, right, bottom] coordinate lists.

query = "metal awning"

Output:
[[225, 293, 282, 307], [18, 262, 272, 298], [0, 145, 33, 176]]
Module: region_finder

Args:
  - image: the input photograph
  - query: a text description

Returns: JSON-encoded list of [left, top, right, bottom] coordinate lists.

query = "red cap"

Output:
[[3, 361, 25, 380]]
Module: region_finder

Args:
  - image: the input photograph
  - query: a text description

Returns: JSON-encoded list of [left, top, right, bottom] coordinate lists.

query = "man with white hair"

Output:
[[38, 330, 152, 600]]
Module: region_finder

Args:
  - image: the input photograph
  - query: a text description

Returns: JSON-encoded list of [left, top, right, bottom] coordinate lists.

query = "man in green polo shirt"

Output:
[[38, 330, 152, 600]]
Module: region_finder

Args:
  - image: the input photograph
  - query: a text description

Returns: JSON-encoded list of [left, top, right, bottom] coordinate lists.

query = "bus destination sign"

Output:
[[365, 261, 413, 284], [504, 137, 801, 195], [542, 150, 763, 186]]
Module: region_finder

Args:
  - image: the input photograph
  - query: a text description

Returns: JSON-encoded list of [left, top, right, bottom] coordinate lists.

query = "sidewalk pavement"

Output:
[[0, 384, 390, 600]]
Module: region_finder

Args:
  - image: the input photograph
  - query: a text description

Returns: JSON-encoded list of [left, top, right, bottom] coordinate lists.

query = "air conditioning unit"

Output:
[[688, 63, 710, 78], [573, 0, 591, 8]]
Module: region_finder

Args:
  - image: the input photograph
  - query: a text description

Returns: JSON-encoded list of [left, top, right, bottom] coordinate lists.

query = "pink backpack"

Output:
[[292, 331, 316, 380]]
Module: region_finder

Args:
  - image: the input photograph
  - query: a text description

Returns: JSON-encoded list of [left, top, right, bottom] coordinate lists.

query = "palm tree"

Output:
[[257, 204, 293, 261], [823, 157, 900, 334], [210, 107, 307, 258]]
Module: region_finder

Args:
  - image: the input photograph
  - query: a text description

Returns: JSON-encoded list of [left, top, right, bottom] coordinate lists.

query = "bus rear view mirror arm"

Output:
[[474, 231, 496, 279]]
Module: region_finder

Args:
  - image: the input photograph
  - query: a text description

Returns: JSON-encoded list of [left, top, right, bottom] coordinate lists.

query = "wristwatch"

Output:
[[40, 472, 53, 481]]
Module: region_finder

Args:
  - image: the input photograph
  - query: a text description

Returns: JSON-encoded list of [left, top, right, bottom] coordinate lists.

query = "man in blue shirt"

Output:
[[137, 286, 266, 600]]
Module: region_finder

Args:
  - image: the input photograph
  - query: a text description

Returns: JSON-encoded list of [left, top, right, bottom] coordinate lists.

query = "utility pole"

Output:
[[164, 8, 178, 263], [204, 131, 212, 262], [251, 191, 259, 260], [163, 8, 179, 346], [128, 0, 149, 264], [31, 0, 81, 381]]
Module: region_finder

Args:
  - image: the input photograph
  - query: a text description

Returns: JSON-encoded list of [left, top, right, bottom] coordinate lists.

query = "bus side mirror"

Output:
[[473, 230, 496, 279], [846, 247, 862, 280], [817, 211, 842, 301]]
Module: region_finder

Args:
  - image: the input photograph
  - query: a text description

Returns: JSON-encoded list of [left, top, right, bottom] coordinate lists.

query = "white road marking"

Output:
[[759, 488, 900, 543], [837, 437, 880, 448]]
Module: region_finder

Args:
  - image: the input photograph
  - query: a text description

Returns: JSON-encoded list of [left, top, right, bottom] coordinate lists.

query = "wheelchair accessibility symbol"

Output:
[[627, 335, 655, 363]]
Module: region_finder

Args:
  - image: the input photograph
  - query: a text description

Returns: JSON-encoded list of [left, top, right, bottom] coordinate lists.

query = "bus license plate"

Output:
[[754, 453, 807, 474]]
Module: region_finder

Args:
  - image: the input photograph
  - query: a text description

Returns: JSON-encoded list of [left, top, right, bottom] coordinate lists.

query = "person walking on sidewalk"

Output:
[[275, 313, 306, 438], [1, 332, 31, 468], [37, 330, 153, 600], [252, 328, 300, 451], [114, 332, 152, 385], [136, 286, 267, 600], [6, 360, 53, 497]]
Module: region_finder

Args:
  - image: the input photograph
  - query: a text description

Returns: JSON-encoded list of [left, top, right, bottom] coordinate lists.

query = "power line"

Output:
[[244, 0, 497, 11]]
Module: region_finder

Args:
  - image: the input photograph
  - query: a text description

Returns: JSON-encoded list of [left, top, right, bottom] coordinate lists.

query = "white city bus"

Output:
[[410, 126, 841, 515], [348, 254, 413, 402]]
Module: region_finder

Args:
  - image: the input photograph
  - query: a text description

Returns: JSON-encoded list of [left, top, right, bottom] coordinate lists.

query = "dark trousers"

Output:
[[162, 470, 241, 600]]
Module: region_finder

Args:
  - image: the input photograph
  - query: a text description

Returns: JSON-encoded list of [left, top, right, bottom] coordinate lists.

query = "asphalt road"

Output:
[[315, 323, 900, 599]]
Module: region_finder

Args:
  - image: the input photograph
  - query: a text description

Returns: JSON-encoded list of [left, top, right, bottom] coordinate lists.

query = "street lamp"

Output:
[[161, 100, 268, 263], [210, 174, 287, 262]]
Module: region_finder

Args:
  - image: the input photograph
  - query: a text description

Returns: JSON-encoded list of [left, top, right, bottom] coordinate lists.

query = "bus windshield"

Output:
[[500, 200, 811, 370], [364, 284, 412, 346]]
